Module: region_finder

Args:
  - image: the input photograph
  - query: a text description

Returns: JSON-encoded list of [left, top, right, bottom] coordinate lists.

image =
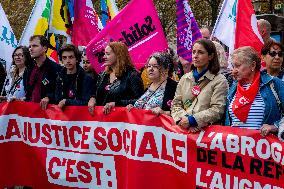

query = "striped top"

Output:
[[229, 84, 265, 130]]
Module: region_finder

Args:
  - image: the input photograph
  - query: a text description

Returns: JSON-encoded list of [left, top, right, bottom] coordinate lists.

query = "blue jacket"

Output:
[[224, 71, 284, 127]]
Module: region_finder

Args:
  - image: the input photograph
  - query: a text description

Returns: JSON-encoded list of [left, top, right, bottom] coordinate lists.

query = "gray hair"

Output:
[[258, 19, 272, 34], [231, 46, 261, 71]]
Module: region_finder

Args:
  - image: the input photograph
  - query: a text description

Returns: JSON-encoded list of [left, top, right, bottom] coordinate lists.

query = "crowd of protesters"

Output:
[[0, 19, 284, 144], [0, 19, 284, 189]]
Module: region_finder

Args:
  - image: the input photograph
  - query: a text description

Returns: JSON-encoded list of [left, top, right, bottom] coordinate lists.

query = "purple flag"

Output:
[[176, 0, 202, 62]]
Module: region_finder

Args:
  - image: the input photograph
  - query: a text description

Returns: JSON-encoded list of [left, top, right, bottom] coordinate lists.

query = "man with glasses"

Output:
[[23, 35, 61, 109], [261, 41, 284, 81]]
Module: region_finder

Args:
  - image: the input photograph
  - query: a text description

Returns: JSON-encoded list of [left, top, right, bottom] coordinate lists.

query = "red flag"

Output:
[[72, 0, 100, 46], [234, 0, 263, 53]]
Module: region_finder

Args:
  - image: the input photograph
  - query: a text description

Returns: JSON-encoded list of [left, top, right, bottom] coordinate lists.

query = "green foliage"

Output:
[[0, 0, 34, 40]]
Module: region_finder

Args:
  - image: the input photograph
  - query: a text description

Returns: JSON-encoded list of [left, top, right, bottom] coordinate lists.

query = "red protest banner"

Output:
[[0, 101, 283, 189]]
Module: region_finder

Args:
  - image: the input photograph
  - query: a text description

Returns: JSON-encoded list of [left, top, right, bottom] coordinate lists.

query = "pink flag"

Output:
[[235, 0, 263, 52], [86, 0, 168, 73], [72, 0, 100, 46]]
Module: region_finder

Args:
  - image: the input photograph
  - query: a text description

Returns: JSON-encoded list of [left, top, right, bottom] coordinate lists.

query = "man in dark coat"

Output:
[[55, 44, 94, 109], [23, 35, 61, 109]]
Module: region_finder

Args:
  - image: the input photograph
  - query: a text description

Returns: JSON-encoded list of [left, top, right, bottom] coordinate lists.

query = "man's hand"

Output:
[[58, 99, 66, 109], [88, 97, 96, 116], [40, 97, 49, 110]]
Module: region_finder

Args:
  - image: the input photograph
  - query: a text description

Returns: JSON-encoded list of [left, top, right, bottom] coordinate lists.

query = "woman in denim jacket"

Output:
[[224, 46, 284, 136]]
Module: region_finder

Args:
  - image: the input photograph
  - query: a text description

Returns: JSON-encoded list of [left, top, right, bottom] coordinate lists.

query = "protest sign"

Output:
[[0, 101, 283, 188]]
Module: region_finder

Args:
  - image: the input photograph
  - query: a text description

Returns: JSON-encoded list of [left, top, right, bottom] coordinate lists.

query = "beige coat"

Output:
[[171, 70, 228, 127]]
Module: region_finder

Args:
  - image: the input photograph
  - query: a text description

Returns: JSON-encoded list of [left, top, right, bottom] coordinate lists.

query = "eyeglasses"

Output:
[[268, 51, 283, 58], [145, 64, 160, 69], [83, 60, 90, 64], [13, 53, 24, 58]]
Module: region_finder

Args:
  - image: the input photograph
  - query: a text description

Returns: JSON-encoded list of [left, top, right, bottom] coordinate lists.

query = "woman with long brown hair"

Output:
[[172, 39, 228, 132], [88, 41, 144, 115]]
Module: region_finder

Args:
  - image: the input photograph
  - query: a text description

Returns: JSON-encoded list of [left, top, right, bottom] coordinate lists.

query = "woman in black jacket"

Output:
[[88, 41, 144, 115], [127, 52, 177, 116]]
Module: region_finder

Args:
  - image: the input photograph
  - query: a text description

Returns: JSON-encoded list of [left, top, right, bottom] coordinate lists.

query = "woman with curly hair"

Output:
[[127, 52, 177, 116]]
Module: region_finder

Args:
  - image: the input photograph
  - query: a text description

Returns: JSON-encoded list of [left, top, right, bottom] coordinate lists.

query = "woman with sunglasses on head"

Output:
[[0, 46, 32, 102], [261, 41, 284, 80], [224, 46, 284, 136], [172, 39, 229, 133], [127, 52, 177, 116]]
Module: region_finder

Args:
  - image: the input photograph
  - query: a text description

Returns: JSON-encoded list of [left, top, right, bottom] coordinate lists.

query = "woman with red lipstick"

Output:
[[87, 41, 144, 115]]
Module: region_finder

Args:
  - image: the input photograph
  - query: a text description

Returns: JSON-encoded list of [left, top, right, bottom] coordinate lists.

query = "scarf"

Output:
[[232, 71, 260, 123], [193, 68, 208, 82]]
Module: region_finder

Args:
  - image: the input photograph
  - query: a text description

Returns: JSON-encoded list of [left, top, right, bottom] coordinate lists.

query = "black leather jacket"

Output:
[[95, 67, 144, 106]]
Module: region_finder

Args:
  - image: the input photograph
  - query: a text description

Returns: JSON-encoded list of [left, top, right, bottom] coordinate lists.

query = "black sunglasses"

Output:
[[268, 51, 283, 58]]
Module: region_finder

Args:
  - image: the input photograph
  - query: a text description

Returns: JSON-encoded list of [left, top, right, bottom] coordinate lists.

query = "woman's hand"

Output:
[[0, 96, 7, 102], [260, 124, 278, 137], [58, 99, 66, 109], [151, 107, 164, 116], [178, 117, 200, 133], [103, 102, 115, 115], [178, 117, 189, 130], [126, 104, 134, 112], [187, 127, 200, 133], [40, 97, 49, 110], [88, 97, 96, 116], [8, 96, 17, 102]]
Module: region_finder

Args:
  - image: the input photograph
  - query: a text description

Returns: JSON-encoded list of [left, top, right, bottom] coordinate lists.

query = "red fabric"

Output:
[[232, 71, 260, 122], [29, 65, 45, 102], [235, 0, 263, 53], [0, 101, 283, 188]]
